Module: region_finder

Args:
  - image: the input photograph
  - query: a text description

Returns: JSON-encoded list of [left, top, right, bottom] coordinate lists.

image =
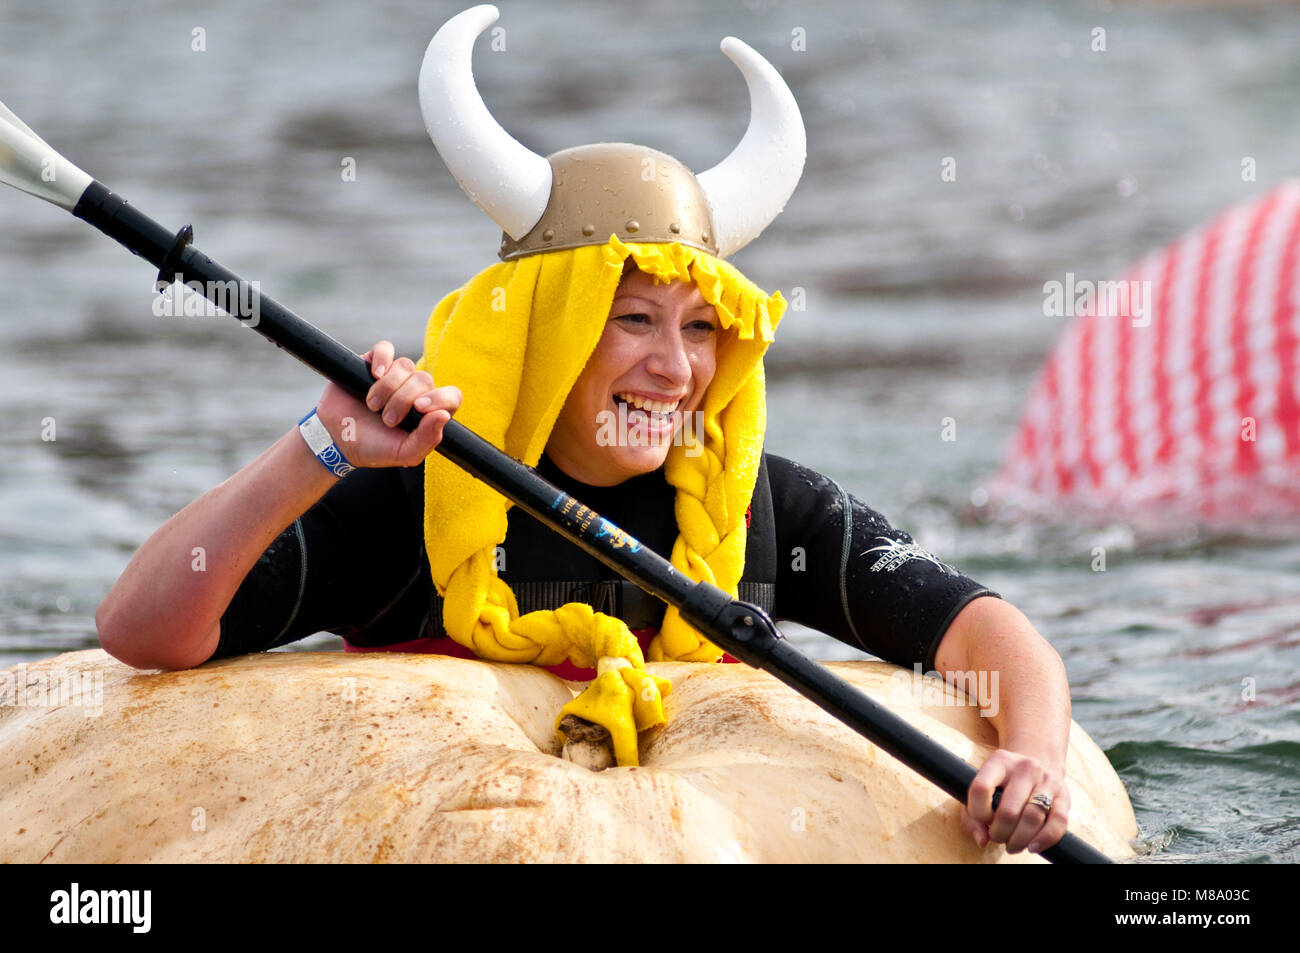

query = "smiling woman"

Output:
[[89, 4, 1115, 860], [548, 265, 719, 486]]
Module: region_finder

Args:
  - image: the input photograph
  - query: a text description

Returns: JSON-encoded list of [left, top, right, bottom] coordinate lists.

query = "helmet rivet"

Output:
[[625, 220, 640, 233], [542, 228, 555, 242], [702, 231, 711, 243], [581, 223, 596, 237], [669, 222, 681, 234]]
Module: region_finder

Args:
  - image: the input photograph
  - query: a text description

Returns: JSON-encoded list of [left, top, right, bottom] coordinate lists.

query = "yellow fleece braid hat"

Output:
[[416, 6, 805, 766]]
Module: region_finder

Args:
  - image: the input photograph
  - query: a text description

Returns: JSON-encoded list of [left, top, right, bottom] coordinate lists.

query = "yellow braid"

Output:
[[415, 236, 785, 763]]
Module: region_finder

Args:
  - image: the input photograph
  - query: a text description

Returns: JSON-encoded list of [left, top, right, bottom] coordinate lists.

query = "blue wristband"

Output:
[[297, 410, 356, 478]]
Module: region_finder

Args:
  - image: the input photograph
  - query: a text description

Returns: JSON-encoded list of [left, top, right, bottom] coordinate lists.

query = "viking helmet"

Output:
[[419, 4, 806, 261]]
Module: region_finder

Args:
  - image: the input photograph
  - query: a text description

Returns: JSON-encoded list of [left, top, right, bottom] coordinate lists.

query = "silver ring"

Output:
[[1029, 792, 1053, 811]]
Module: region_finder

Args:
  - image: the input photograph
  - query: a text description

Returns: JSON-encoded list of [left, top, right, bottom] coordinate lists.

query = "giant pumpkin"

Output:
[[0, 650, 1136, 862]]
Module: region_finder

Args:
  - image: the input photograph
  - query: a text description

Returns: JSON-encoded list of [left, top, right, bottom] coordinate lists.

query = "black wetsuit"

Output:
[[216, 453, 996, 670]]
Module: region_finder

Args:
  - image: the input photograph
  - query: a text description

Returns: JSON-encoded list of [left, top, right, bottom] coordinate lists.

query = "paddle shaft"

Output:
[[69, 179, 1109, 864]]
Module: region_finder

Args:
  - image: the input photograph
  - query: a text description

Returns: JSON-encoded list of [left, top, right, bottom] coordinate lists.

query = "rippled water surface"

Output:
[[3, 0, 1299, 862]]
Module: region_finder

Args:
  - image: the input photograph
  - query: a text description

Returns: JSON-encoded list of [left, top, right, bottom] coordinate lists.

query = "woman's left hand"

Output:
[[932, 597, 1073, 857], [962, 748, 1070, 855]]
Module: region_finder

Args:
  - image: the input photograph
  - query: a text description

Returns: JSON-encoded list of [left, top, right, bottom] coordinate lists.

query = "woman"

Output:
[[96, 6, 1071, 857]]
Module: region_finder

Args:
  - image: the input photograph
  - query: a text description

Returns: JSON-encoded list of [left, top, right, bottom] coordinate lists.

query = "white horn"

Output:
[[419, 5, 552, 240], [696, 37, 806, 259]]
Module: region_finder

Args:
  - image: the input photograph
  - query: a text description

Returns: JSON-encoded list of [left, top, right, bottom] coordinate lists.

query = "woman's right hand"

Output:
[[316, 340, 462, 469], [97, 340, 460, 671]]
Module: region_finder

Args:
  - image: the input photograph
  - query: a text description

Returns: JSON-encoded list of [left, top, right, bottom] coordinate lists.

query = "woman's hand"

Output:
[[962, 748, 1070, 854], [315, 340, 462, 469], [97, 341, 461, 671], [932, 596, 1073, 857]]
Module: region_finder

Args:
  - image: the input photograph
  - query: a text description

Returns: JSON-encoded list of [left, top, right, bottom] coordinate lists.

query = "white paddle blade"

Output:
[[0, 100, 92, 210]]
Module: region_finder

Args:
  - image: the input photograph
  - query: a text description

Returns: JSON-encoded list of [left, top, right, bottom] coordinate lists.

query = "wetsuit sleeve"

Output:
[[212, 463, 428, 658], [768, 454, 998, 670]]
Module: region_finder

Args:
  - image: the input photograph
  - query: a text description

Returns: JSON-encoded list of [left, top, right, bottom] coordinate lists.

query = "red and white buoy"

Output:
[[994, 180, 1300, 525]]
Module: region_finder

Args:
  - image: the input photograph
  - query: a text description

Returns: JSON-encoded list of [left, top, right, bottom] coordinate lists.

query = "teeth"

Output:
[[615, 392, 680, 414]]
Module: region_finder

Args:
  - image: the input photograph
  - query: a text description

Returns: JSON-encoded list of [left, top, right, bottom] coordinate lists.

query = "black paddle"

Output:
[[0, 99, 1113, 864]]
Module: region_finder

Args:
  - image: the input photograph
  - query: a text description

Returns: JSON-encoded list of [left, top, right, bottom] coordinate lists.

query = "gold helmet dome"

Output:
[[419, 4, 806, 261]]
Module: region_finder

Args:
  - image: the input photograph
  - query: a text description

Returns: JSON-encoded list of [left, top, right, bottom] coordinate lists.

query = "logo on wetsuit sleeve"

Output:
[[863, 537, 956, 575]]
